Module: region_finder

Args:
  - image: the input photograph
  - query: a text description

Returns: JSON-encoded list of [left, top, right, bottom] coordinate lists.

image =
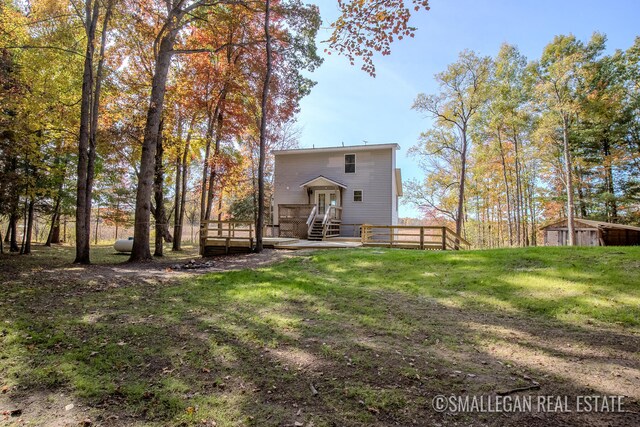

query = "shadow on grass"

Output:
[[0, 246, 639, 426]]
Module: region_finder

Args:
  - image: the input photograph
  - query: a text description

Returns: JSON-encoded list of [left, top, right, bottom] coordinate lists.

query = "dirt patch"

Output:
[[1, 246, 300, 288]]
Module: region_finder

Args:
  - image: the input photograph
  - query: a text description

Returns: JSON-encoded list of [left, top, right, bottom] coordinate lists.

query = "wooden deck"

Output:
[[203, 236, 300, 254], [200, 220, 361, 256], [200, 220, 256, 256], [272, 239, 362, 250], [200, 221, 469, 256]]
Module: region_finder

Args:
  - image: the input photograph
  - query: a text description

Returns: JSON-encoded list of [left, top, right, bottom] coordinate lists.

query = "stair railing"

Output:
[[306, 205, 318, 237], [322, 206, 342, 238]]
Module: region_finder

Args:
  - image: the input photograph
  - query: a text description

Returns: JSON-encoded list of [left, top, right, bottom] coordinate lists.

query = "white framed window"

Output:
[[344, 154, 356, 173], [353, 190, 363, 202]]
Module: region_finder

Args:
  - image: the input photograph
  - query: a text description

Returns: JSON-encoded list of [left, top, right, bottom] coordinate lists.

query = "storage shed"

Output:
[[541, 218, 640, 246]]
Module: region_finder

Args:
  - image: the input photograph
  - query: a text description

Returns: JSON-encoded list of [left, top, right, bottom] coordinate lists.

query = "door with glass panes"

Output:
[[315, 190, 337, 217]]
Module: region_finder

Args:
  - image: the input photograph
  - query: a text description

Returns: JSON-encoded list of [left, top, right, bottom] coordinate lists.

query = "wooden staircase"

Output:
[[308, 219, 324, 241]]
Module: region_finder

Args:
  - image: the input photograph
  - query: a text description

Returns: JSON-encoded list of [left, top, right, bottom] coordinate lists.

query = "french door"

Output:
[[315, 190, 337, 215]]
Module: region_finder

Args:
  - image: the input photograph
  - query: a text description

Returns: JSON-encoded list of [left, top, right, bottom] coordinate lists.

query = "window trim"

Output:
[[344, 153, 356, 174], [353, 189, 363, 202]]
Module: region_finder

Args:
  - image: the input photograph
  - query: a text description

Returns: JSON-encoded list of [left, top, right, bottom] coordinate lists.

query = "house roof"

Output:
[[299, 175, 347, 189], [540, 218, 640, 231], [273, 143, 400, 155]]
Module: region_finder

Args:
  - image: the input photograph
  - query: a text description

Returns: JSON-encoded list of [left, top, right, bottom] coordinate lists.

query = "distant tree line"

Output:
[[408, 33, 640, 247]]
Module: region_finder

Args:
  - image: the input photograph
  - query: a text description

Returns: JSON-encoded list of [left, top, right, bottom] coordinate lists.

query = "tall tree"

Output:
[[75, 0, 114, 264], [412, 50, 491, 236], [129, 0, 246, 261], [255, 0, 272, 252], [531, 33, 606, 245]]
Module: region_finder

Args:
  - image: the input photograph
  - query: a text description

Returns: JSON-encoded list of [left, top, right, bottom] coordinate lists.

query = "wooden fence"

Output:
[[361, 225, 470, 250]]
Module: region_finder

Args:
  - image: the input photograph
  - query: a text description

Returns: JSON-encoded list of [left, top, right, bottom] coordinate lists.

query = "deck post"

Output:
[[361, 224, 369, 245], [199, 223, 205, 255], [442, 227, 447, 250], [420, 227, 425, 250]]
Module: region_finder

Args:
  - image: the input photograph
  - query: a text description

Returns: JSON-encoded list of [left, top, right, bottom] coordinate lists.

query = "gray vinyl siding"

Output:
[[391, 150, 398, 225], [274, 148, 394, 226]]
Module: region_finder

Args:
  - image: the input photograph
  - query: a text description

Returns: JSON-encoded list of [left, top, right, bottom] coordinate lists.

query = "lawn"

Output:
[[1, 245, 639, 426]]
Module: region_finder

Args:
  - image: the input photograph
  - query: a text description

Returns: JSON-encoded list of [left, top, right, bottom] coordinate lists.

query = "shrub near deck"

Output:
[[0, 246, 639, 426]]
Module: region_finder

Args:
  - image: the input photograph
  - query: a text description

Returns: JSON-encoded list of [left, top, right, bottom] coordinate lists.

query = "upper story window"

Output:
[[345, 154, 356, 173]]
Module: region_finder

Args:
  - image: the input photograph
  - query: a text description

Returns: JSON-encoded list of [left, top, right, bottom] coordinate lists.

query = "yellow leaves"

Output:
[[30, 0, 69, 17]]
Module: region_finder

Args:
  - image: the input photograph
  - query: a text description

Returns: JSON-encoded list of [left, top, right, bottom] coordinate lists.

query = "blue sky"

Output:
[[295, 0, 640, 217]]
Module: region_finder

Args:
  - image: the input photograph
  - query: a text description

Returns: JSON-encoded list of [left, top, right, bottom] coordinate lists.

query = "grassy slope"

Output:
[[1, 246, 639, 426]]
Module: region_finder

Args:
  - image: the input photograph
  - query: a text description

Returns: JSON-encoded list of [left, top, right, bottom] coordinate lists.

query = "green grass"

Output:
[[1, 246, 639, 426]]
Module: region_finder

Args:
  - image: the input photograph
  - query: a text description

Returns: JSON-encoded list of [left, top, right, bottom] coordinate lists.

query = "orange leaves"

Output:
[[327, 0, 430, 76]]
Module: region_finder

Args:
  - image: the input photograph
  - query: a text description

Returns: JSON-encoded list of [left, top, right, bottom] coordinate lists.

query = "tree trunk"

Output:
[[199, 113, 213, 222], [527, 178, 537, 246], [172, 116, 183, 251], [8, 211, 19, 252], [177, 137, 189, 246], [496, 128, 513, 246], [201, 59, 232, 222], [513, 131, 522, 246], [21, 199, 34, 255], [521, 166, 530, 246], [51, 220, 61, 244], [256, 0, 272, 253], [172, 150, 182, 250], [130, 30, 177, 262], [204, 92, 228, 221], [562, 113, 576, 246], [575, 165, 588, 218], [456, 129, 468, 238], [46, 210, 59, 246], [602, 137, 617, 221], [46, 176, 64, 246], [154, 119, 165, 257], [74, 0, 100, 264], [174, 127, 191, 249]]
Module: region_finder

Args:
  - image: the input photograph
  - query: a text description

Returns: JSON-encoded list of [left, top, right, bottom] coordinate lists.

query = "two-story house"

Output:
[[273, 143, 403, 240]]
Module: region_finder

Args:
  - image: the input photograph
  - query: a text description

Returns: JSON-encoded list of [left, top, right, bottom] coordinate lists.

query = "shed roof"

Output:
[[541, 218, 640, 232]]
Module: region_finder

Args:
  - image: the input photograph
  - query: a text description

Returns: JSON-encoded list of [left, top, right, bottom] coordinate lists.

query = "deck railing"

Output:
[[361, 224, 470, 250], [322, 206, 342, 238], [199, 220, 255, 254]]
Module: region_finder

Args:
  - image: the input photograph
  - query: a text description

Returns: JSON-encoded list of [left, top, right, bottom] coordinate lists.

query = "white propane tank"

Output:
[[114, 238, 134, 252]]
